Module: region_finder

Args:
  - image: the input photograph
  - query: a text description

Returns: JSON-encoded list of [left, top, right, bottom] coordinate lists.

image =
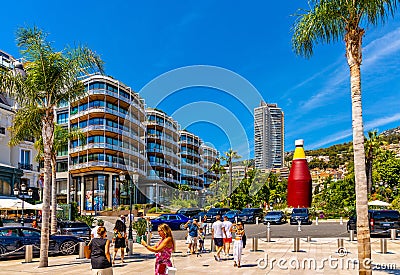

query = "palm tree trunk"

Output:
[[228, 161, 232, 207], [39, 112, 54, 268], [51, 156, 58, 235], [346, 27, 371, 275]]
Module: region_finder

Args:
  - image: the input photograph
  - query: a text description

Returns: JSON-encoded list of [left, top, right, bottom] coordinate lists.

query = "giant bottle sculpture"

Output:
[[287, 139, 312, 208]]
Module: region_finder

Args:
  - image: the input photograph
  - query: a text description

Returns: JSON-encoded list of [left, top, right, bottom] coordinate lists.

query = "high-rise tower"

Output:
[[254, 101, 284, 169]]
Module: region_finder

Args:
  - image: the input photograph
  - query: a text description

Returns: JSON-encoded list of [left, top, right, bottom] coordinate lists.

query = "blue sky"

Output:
[[2, 1, 400, 159]]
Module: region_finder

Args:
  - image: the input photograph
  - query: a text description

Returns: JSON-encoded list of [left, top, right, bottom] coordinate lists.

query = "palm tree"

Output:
[[1, 26, 103, 267], [222, 149, 241, 206], [292, 1, 399, 274]]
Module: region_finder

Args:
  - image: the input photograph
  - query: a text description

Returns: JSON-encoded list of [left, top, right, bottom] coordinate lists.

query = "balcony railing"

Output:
[[18, 163, 33, 171]]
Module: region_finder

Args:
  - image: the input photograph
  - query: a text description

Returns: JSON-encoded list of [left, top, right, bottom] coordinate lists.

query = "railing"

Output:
[[18, 163, 33, 171]]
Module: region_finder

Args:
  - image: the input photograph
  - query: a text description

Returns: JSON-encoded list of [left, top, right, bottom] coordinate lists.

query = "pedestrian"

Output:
[[222, 215, 233, 256], [231, 221, 245, 268], [211, 214, 224, 261], [91, 220, 105, 239], [112, 219, 127, 264], [90, 226, 113, 275], [120, 215, 126, 224], [141, 223, 174, 275], [32, 220, 38, 229], [185, 218, 199, 254], [198, 227, 205, 253]]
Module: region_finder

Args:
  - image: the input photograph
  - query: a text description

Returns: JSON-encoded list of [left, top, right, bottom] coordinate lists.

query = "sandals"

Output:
[[233, 262, 237, 267]]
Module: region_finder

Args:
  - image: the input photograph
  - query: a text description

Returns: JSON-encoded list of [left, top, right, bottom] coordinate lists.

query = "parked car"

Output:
[[290, 208, 311, 225], [0, 226, 83, 257], [57, 221, 91, 241], [192, 211, 207, 221], [238, 208, 264, 224], [347, 210, 400, 236], [205, 208, 230, 223], [263, 211, 287, 224], [176, 208, 203, 218], [150, 214, 191, 230], [224, 210, 242, 223]]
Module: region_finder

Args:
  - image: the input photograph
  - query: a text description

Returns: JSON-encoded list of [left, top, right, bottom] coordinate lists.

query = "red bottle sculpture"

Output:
[[287, 139, 312, 208]]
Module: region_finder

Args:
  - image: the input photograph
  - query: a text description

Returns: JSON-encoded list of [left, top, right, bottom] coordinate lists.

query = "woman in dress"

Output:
[[141, 223, 174, 275], [231, 221, 245, 268], [90, 226, 113, 275], [112, 219, 127, 264]]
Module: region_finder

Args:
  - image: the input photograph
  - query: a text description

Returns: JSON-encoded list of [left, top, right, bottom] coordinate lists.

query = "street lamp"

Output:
[[152, 183, 158, 213], [120, 170, 139, 240], [14, 183, 33, 226], [70, 185, 75, 203]]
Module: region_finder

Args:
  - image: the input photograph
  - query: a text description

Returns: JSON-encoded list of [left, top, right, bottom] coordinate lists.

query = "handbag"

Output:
[[166, 248, 177, 275], [84, 240, 92, 259]]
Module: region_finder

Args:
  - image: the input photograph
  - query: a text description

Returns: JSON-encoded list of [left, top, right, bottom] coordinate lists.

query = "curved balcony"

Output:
[[75, 125, 145, 145], [146, 120, 179, 133], [179, 150, 201, 160], [179, 139, 201, 147], [146, 134, 179, 147], [148, 161, 180, 173], [146, 148, 180, 161], [70, 143, 146, 160], [146, 175, 180, 185], [70, 161, 146, 175], [87, 88, 145, 111]]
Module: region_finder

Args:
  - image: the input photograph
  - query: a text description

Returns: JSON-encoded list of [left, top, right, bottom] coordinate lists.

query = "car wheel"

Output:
[[0, 245, 6, 257], [179, 223, 186, 230], [59, 240, 77, 255]]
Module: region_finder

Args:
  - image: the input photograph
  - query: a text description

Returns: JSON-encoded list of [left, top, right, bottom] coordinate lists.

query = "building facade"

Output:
[[0, 50, 40, 199], [254, 101, 284, 170], [201, 144, 219, 187], [55, 74, 147, 212]]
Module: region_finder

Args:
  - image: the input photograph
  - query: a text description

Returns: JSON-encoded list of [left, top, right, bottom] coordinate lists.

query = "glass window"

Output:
[[57, 113, 69, 124]]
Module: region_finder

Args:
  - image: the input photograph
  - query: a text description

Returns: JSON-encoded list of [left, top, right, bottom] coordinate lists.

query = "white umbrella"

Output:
[[0, 197, 37, 210], [33, 203, 62, 211], [368, 200, 390, 207]]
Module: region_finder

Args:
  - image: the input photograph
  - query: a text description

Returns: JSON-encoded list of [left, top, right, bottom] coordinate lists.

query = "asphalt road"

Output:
[[170, 221, 350, 240]]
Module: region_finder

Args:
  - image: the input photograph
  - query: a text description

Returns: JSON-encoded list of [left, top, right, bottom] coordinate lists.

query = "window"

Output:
[[56, 161, 68, 172], [57, 145, 68, 156], [20, 150, 30, 165], [0, 127, 5, 135]]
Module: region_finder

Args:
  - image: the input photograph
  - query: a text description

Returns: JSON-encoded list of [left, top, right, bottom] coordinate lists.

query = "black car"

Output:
[[290, 208, 311, 225], [238, 208, 264, 224], [57, 221, 91, 241], [347, 210, 400, 235], [176, 208, 203, 218], [205, 208, 230, 223], [192, 211, 207, 221], [0, 226, 83, 257], [263, 211, 287, 224]]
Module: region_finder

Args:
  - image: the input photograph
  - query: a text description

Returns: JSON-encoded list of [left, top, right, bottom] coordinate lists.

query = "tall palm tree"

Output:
[[222, 149, 241, 206], [292, 1, 399, 274], [1, 26, 103, 267]]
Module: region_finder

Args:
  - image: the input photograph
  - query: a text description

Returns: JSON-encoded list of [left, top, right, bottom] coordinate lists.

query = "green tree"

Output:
[[365, 130, 386, 193], [292, 2, 399, 273], [222, 149, 241, 206], [1, 26, 103, 267]]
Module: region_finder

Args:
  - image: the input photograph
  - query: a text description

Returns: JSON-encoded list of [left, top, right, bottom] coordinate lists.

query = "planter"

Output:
[[135, 234, 147, 243]]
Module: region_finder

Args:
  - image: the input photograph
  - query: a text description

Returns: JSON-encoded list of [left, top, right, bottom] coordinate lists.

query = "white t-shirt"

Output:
[[222, 220, 233, 238], [212, 220, 224, 238], [91, 226, 100, 238]]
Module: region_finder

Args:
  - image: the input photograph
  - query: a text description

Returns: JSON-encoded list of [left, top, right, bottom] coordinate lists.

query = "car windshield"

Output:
[[373, 211, 400, 219], [207, 209, 220, 214], [293, 209, 307, 214], [267, 212, 281, 216]]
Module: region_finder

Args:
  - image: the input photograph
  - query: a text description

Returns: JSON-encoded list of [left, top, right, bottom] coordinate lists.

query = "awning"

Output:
[[368, 200, 390, 207], [0, 197, 37, 210]]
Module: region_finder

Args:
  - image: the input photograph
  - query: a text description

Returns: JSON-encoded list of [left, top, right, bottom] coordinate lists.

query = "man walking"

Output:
[[211, 215, 224, 261], [222, 215, 233, 256], [185, 218, 199, 254]]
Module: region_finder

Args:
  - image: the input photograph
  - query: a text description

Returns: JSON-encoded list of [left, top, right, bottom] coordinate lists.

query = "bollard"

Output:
[[293, 238, 300, 252], [79, 242, 85, 259], [340, 217, 343, 225], [380, 239, 387, 254], [297, 221, 301, 232], [307, 236, 312, 242], [337, 238, 344, 249], [128, 240, 133, 256], [349, 230, 355, 241], [251, 237, 259, 252], [25, 245, 33, 263], [210, 238, 215, 252], [256, 217, 259, 225], [315, 217, 318, 225], [266, 222, 271, 242], [390, 229, 397, 240]]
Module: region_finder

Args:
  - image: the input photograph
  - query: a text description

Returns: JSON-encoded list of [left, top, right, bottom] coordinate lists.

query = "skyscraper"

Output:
[[254, 101, 284, 170]]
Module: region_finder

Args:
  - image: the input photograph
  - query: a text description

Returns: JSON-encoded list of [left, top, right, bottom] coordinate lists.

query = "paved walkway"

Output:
[[1, 236, 399, 275]]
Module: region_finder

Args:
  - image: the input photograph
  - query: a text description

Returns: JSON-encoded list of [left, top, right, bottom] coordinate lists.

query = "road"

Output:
[[169, 221, 350, 240]]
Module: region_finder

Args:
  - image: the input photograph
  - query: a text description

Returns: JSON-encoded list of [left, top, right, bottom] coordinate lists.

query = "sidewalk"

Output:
[[0, 237, 399, 275]]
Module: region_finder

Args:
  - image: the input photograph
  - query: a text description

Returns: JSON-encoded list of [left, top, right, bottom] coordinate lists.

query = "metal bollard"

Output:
[[380, 239, 387, 254], [251, 237, 259, 252], [297, 221, 301, 232], [293, 238, 300, 252], [128, 240, 133, 256], [210, 239, 215, 252], [390, 229, 397, 240], [349, 230, 355, 241], [315, 217, 318, 225], [307, 236, 312, 242], [340, 217, 343, 225], [266, 222, 271, 242], [79, 242, 85, 259], [256, 217, 259, 225], [337, 238, 344, 249], [25, 245, 33, 263]]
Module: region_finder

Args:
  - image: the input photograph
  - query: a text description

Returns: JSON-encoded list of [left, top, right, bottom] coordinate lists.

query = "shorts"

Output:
[[223, 237, 232, 244], [114, 238, 126, 249], [187, 235, 198, 244], [214, 238, 223, 247]]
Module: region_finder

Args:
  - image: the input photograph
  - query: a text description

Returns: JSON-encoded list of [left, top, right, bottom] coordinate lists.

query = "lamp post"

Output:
[[14, 183, 33, 226], [152, 183, 158, 213], [120, 170, 139, 241], [70, 185, 75, 203]]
